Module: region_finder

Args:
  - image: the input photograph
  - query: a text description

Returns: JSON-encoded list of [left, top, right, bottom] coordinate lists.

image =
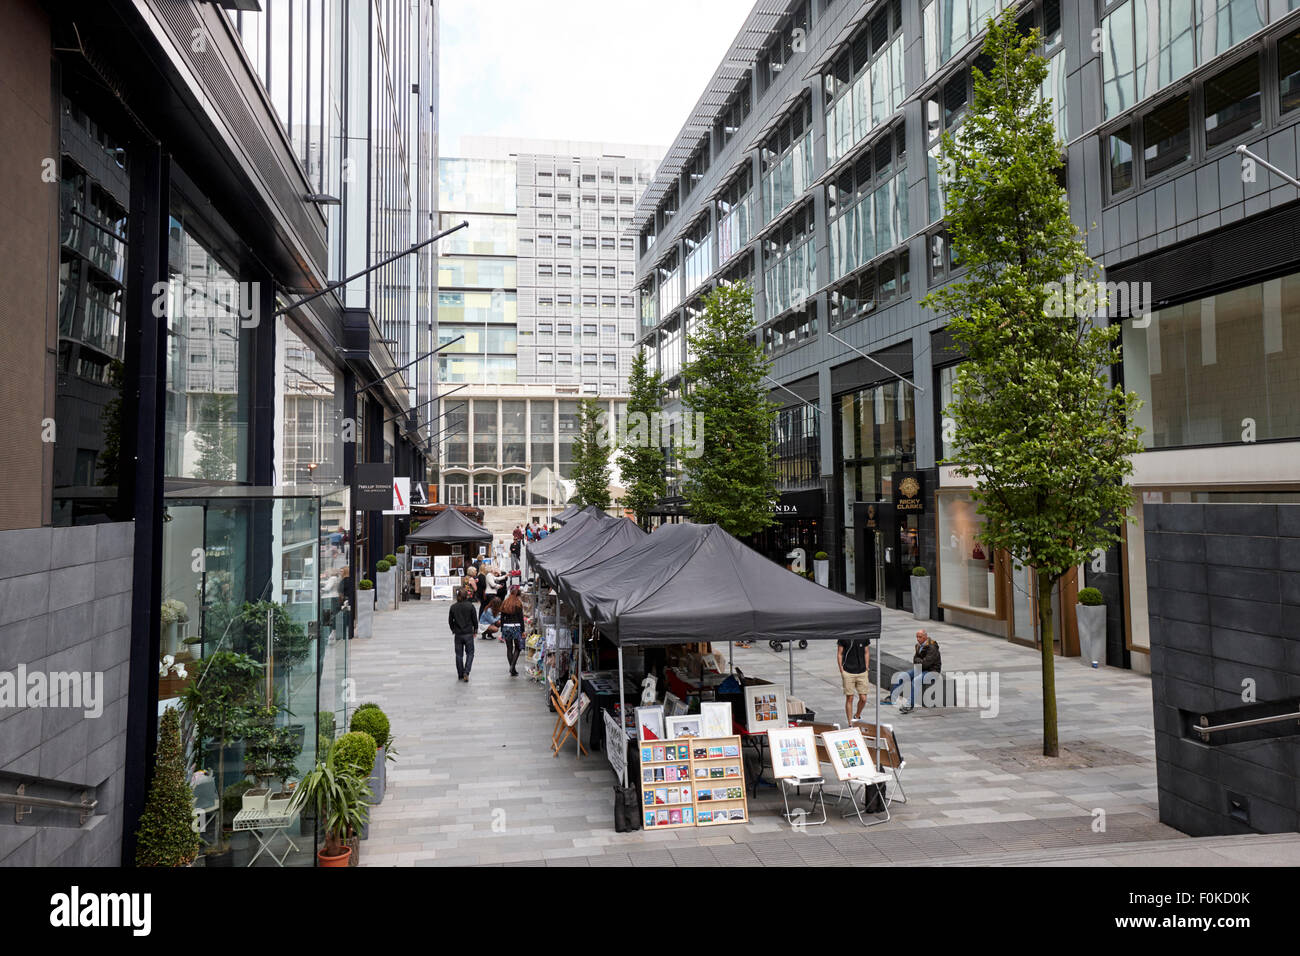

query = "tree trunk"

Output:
[[1037, 569, 1059, 757]]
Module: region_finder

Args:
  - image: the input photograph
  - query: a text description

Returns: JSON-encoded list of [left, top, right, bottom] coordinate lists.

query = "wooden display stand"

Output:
[[638, 734, 748, 829]]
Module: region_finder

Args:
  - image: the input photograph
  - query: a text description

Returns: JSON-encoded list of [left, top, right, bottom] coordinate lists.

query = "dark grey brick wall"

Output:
[[1146, 503, 1300, 837], [0, 524, 133, 865]]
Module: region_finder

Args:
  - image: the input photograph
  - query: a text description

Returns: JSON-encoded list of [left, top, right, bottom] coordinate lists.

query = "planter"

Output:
[[268, 789, 295, 816], [317, 846, 351, 867], [242, 788, 270, 813], [375, 570, 396, 611], [163, 621, 181, 657], [812, 559, 829, 587], [157, 673, 193, 701], [911, 576, 931, 621], [368, 747, 386, 805], [355, 597, 373, 639], [1076, 604, 1107, 666]]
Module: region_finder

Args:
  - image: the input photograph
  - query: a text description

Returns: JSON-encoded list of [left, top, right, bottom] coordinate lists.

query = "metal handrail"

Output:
[[1194, 711, 1300, 739], [2, 784, 98, 824]]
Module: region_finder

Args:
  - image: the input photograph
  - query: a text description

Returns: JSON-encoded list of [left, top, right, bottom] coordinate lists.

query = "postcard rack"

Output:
[[638, 735, 748, 829]]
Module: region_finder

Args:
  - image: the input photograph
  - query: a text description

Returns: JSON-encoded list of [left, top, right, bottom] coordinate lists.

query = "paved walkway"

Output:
[[348, 594, 1294, 866]]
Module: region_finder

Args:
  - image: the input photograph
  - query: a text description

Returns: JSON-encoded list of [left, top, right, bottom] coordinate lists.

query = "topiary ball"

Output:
[[350, 707, 390, 752], [376, 560, 391, 573], [1078, 587, 1105, 606], [333, 731, 377, 780]]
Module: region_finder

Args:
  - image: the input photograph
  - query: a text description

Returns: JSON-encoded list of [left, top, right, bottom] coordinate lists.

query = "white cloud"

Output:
[[438, 0, 755, 155]]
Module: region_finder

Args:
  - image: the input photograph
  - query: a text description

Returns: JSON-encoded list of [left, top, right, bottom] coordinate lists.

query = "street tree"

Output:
[[921, 12, 1144, 757], [618, 347, 667, 526], [681, 282, 778, 538], [571, 397, 611, 511]]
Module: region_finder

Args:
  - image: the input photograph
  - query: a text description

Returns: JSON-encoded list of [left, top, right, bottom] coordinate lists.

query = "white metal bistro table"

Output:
[[232, 807, 299, 867]]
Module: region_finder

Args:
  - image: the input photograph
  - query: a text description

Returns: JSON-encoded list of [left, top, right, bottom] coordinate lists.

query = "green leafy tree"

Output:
[[135, 707, 202, 867], [681, 282, 778, 537], [570, 397, 611, 511], [921, 12, 1144, 757], [618, 348, 667, 526]]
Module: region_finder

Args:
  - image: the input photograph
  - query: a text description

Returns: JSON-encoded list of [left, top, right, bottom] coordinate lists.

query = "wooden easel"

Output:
[[550, 679, 589, 757]]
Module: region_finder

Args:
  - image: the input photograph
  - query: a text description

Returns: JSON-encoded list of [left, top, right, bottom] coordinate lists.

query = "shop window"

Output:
[[937, 493, 996, 614]]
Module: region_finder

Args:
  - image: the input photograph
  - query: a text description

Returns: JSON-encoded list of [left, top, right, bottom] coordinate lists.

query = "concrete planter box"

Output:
[[375, 569, 396, 611], [911, 576, 931, 620], [355, 595, 374, 639], [812, 559, 829, 587], [1077, 604, 1106, 666], [368, 747, 386, 804]]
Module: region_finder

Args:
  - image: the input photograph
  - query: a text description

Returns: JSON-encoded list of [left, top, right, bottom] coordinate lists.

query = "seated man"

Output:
[[896, 629, 942, 713]]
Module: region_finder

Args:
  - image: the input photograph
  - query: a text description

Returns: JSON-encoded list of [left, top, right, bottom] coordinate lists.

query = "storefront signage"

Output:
[[893, 472, 925, 513], [769, 490, 823, 519], [383, 477, 410, 515], [356, 463, 395, 510]]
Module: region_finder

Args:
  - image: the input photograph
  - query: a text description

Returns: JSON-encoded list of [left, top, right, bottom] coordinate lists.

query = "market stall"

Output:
[[404, 507, 493, 599]]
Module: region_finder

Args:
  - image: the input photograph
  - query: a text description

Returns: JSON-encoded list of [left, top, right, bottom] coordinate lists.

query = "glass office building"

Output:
[[633, 0, 1300, 673]]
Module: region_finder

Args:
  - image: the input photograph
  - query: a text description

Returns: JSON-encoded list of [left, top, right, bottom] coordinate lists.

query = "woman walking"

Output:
[[499, 587, 526, 677]]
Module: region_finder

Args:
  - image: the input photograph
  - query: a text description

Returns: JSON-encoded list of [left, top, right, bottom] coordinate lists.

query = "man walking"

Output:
[[449, 587, 479, 682], [837, 635, 872, 725]]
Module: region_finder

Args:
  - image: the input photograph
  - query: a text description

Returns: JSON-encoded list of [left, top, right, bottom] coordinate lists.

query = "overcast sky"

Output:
[[438, 0, 756, 157]]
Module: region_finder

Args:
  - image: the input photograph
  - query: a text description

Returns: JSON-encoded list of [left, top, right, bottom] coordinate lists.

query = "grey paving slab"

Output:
[[353, 594, 1292, 867]]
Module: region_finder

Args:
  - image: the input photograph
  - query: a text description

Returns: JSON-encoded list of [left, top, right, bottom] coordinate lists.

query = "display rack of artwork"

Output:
[[638, 735, 748, 829]]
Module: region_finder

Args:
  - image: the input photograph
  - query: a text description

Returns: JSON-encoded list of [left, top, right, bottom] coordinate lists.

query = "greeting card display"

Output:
[[637, 734, 748, 829], [743, 684, 788, 733], [766, 726, 819, 779]]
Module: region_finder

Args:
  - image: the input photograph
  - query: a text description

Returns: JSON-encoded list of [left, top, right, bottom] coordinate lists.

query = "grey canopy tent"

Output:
[[574, 523, 880, 646], [405, 507, 492, 544], [531, 517, 644, 588], [552, 504, 582, 524], [526, 508, 605, 557]]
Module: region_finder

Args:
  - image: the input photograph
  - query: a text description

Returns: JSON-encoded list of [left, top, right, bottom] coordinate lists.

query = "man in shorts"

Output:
[[837, 636, 872, 725]]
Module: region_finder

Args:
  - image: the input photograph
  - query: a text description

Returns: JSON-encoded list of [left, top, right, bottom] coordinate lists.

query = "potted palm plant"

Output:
[[290, 738, 372, 867], [911, 566, 931, 621]]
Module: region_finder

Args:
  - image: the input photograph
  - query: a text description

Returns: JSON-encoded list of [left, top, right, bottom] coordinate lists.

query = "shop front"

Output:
[[748, 489, 825, 570]]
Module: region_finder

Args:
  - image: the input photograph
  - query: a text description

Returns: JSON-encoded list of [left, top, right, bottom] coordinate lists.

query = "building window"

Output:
[[718, 164, 754, 264], [828, 122, 908, 282], [1122, 273, 1300, 448], [683, 215, 714, 292], [762, 301, 818, 356], [762, 203, 817, 319], [761, 96, 815, 221], [1142, 93, 1191, 178], [474, 478, 497, 507], [1204, 53, 1261, 151], [445, 483, 468, 505], [937, 492, 996, 613], [824, 0, 906, 164]]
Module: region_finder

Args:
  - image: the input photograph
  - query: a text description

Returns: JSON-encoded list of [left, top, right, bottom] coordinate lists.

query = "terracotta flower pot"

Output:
[[317, 845, 351, 867]]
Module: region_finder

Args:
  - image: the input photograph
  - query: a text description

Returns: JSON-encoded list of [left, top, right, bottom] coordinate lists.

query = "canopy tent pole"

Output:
[[617, 645, 627, 788], [576, 615, 583, 758], [788, 638, 794, 695], [874, 633, 882, 773], [728, 640, 733, 675]]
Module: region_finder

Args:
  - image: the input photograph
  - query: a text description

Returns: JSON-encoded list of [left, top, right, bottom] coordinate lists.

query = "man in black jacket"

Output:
[[899, 629, 942, 713], [449, 588, 479, 681]]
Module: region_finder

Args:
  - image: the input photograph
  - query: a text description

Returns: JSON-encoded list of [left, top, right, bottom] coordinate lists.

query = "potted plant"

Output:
[[333, 730, 377, 838], [179, 651, 262, 866], [291, 738, 372, 867], [911, 566, 931, 621], [355, 580, 374, 638], [350, 704, 393, 804], [375, 560, 395, 612], [160, 599, 189, 656], [267, 727, 301, 815], [1076, 587, 1107, 667], [135, 708, 202, 867], [812, 551, 830, 587], [176, 634, 201, 664]]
